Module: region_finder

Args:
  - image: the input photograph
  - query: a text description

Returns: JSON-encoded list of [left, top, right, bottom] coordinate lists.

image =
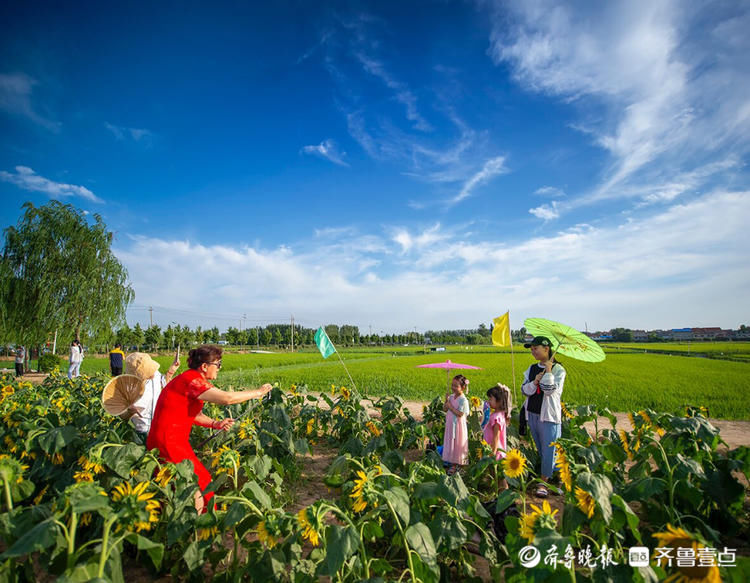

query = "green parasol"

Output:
[[524, 317, 606, 362]]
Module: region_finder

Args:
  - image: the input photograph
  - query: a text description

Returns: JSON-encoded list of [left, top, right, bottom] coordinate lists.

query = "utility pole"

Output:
[[290, 315, 294, 352], [149, 306, 153, 327]]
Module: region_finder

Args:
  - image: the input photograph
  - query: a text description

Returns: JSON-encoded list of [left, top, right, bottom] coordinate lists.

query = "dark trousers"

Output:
[[111, 366, 122, 376], [15, 363, 23, 377]]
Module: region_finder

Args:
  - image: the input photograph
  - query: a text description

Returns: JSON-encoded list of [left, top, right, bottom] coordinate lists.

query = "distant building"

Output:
[[632, 329, 648, 341], [692, 327, 722, 339], [671, 328, 692, 341]]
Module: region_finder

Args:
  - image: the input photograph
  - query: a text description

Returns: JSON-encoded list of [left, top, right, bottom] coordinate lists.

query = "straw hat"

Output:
[[102, 374, 145, 417], [125, 352, 160, 381]]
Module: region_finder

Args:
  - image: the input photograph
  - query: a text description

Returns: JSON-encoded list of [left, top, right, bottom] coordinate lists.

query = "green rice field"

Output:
[[55, 342, 750, 420]]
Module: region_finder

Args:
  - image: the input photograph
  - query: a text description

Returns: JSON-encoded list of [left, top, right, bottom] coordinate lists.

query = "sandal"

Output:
[[535, 485, 548, 498]]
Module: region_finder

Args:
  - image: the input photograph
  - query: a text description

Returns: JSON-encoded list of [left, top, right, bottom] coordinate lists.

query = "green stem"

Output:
[[214, 494, 262, 516], [97, 516, 117, 578], [327, 505, 371, 580], [67, 512, 78, 569], [3, 480, 12, 511], [385, 499, 416, 583]]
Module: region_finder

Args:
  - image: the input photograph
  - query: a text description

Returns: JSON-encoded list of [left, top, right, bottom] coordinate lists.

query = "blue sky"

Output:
[[1, 1, 748, 333]]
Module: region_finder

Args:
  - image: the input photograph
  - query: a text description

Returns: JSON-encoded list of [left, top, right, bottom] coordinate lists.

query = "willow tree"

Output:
[[0, 201, 134, 352]]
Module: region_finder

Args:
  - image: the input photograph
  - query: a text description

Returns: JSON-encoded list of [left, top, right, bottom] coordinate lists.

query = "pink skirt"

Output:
[[442, 408, 468, 465]]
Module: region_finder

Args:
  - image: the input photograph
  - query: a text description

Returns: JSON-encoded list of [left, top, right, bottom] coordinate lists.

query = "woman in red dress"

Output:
[[147, 344, 271, 512]]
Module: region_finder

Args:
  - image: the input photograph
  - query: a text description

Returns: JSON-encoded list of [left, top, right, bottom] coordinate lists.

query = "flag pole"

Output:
[[509, 309, 518, 408], [334, 349, 358, 393]]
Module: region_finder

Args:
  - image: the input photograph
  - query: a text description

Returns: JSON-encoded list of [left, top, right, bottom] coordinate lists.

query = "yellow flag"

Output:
[[492, 312, 511, 347]]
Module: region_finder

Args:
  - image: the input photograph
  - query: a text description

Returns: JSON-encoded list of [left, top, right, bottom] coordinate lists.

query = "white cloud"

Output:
[[448, 155, 508, 206], [116, 190, 749, 331], [0, 73, 60, 131], [301, 139, 349, 166], [529, 201, 560, 221], [534, 186, 565, 197], [105, 122, 154, 145], [487, 1, 750, 215], [0, 166, 102, 203]]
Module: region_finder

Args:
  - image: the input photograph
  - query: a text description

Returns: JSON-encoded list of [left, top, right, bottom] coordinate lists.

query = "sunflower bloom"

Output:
[[574, 486, 596, 518], [519, 512, 538, 543], [74, 470, 95, 483], [33, 485, 49, 505], [238, 419, 255, 440], [51, 453, 64, 465], [197, 526, 218, 541], [470, 396, 481, 409], [552, 443, 572, 492], [502, 449, 528, 479], [341, 386, 350, 400], [653, 525, 721, 583], [366, 421, 382, 437], [154, 466, 172, 487], [110, 481, 160, 532], [306, 418, 315, 435], [618, 429, 633, 460], [639, 410, 652, 426], [296, 508, 321, 546], [256, 521, 277, 548], [627, 412, 636, 428], [79, 513, 92, 526]]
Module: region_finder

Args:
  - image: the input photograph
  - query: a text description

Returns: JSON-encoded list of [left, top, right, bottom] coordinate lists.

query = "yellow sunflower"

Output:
[[256, 520, 277, 548], [306, 418, 315, 435], [197, 526, 218, 541], [73, 470, 95, 483], [574, 486, 596, 518], [553, 443, 572, 492], [366, 421, 382, 437], [560, 401, 573, 419], [652, 525, 721, 583], [154, 466, 172, 487], [341, 386, 351, 400], [502, 448, 528, 479], [470, 396, 481, 409], [110, 481, 160, 532], [296, 508, 321, 547], [519, 511, 538, 543], [237, 419, 255, 440], [618, 429, 633, 460]]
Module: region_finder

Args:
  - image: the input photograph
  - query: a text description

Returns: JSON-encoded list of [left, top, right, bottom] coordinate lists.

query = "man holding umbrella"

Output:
[[520, 336, 566, 498]]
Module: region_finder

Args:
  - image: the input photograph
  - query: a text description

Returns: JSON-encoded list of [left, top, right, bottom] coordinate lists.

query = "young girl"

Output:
[[484, 384, 511, 461], [442, 374, 470, 474]]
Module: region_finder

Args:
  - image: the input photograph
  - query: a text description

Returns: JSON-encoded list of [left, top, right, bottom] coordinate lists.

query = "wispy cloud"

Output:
[[534, 186, 565, 197], [448, 156, 508, 206], [0, 166, 102, 203], [487, 1, 750, 217], [0, 73, 60, 131], [301, 139, 349, 166], [354, 52, 431, 132], [105, 122, 154, 146], [116, 189, 750, 331]]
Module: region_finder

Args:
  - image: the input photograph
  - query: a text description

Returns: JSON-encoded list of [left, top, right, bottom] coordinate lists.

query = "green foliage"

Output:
[[37, 353, 62, 372], [0, 201, 134, 346]]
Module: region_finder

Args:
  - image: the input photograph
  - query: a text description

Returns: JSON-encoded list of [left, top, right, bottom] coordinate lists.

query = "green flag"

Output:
[[314, 327, 336, 359]]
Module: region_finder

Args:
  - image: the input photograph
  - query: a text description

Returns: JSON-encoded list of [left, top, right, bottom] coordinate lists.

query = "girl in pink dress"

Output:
[[442, 375, 470, 474], [483, 383, 511, 490]]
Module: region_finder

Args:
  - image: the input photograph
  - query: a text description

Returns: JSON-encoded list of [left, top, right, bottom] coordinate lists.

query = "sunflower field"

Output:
[[0, 371, 748, 582]]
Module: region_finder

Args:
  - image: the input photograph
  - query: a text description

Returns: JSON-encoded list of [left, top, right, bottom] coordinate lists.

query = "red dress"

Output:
[[147, 369, 215, 505]]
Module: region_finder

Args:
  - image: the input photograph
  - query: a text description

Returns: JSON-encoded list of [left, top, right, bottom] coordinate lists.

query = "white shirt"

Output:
[[521, 363, 566, 424], [69, 345, 84, 364], [131, 372, 166, 434]]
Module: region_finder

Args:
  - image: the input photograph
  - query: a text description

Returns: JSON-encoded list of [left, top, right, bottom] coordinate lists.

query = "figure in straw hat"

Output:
[[147, 344, 272, 513], [102, 351, 180, 442]]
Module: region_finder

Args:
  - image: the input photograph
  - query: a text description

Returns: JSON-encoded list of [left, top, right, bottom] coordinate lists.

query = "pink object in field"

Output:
[[416, 359, 482, 392]]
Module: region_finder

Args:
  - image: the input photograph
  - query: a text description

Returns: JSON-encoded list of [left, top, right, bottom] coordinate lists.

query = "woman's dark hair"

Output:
[[486, 384, 511, 418], [188, 344, 223, 370]]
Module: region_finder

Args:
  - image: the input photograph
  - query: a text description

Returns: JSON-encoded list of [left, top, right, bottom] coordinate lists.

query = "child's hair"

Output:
[[452, 374, 469, 389], [486, 383, 512, 420]]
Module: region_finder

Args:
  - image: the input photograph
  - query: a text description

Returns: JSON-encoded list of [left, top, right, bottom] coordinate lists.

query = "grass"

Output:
[[33, 344, 750, 420]]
